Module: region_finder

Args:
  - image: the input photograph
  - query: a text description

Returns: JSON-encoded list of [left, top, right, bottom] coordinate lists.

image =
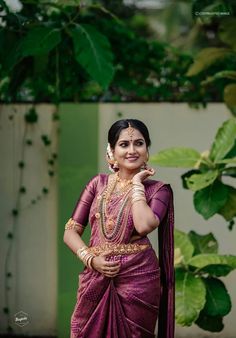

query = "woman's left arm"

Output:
[[131, 169, 170, 236]]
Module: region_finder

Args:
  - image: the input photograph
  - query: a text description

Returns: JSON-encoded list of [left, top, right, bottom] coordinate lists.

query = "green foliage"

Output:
[[224, 84, 236, 114], [186, 48, 233, 77], [193, 180, 229, 219], [186, 170, 219, 191], [219, 18, 236, 50], [188, 2, 236, 115], [0, 0, 212, 103], [210, 118, 236, 161], [174, 228, 236, 331], [71, 23, 114, 89], [196, 312, 224, 332], [151, 148, 201, 168], [203, 278, 231, 316], [174, 229, 194, 264], [188, 231, 218, 255], [175, 268, 206, 326], [151, 118, 236, 226]]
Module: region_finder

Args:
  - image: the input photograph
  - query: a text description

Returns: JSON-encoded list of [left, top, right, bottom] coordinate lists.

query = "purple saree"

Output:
[[70, 174, 174, 338]]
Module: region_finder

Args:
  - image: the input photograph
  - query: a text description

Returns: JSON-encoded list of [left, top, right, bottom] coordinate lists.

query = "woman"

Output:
[[63, 119, 174, 338]]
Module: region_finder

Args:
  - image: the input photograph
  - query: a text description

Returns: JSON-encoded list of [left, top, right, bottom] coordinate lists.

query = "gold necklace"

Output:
[[98, 173, 132, 240], [116, 172, 132, 189]]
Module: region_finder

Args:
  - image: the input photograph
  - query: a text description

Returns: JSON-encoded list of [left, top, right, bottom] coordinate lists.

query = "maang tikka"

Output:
[[127, 122, 134, 141]]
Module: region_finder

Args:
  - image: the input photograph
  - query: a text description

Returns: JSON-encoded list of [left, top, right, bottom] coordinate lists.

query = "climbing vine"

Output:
[[2, 105, 58, 333]]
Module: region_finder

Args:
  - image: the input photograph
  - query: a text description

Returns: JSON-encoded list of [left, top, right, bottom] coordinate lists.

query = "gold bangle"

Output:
[[76, 247, 95, 270], [76, 246, 88, 258], [132, 198, 146, 205], [132, 192, 145, 199]]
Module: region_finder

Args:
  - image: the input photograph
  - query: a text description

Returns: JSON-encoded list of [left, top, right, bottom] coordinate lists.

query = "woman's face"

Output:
[[112, 127, 148, 172]]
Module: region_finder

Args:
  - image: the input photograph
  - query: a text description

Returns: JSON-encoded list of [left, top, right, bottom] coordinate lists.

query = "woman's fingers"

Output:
[[103, 265, 120, 272]]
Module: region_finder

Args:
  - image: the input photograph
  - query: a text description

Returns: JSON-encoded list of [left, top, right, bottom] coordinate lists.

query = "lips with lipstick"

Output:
[[126, 156, 139, 161]]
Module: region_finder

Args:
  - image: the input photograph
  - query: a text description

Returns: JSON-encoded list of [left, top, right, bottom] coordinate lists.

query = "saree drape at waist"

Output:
[[87, 242, 150, 256], [71, 246, 160, 338]]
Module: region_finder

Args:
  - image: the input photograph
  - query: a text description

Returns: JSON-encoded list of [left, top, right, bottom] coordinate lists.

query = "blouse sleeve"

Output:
[[71, 175, 99, 226], [148, 184, 171, 223]]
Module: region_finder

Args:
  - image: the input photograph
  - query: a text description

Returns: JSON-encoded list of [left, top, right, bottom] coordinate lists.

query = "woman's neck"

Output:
[[117, 169, 140, 181]]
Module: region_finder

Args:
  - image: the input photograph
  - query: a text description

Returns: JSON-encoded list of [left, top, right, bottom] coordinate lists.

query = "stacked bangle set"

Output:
[[132, 181, 146, 205], [76, 246, 95, 270]]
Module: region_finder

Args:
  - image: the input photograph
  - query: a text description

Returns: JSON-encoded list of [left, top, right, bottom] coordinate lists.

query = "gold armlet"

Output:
[[64, 218, 84, 234]]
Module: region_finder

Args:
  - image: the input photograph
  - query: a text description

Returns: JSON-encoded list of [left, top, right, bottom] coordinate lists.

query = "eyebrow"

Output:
[[118, 138, 145, 142]]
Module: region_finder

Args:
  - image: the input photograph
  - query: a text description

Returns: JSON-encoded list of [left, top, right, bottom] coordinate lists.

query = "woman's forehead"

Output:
[[117, 128, 144, 140]]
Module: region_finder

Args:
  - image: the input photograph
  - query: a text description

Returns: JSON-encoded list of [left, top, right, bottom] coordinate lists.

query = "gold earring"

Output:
[[113, 161, 119, 169], [141, 162, 148, 170]]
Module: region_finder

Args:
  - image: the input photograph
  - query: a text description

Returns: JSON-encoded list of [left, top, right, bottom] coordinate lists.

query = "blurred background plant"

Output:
[[151, 117, 236, 230], [174, 228, 236, 332], [1, 0, 235, 106]]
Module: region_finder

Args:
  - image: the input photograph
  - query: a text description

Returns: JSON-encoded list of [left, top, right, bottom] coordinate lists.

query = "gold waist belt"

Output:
[[88, 243, 150, 256]]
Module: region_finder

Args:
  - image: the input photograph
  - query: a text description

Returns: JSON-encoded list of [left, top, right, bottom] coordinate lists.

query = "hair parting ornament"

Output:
[[127, 122, 135, 141]]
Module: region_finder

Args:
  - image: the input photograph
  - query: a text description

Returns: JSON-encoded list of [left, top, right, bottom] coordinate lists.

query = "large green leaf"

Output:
[[218, 186, 236, 221], [210, 118, 236, 162], [188, 231, 218, 255], [186, 48, 232, 76], [20, 27, 61, 57], [174, 229, 194, 266], [150, 148, 201, 168], [181, 170, 199, 189], [203, 278, 231, 316], [194, 180, 229, 219], [186, 170, 219, 191], [202, 264, 234, 277], [175, 268, 206, 326], [188, 254, 236, 270], [224, 84, 236, 116], [4, 27, 61, 71], [71, 23, 114, 89], [219, 18, 236, 50], [195, 311, 224, 332]]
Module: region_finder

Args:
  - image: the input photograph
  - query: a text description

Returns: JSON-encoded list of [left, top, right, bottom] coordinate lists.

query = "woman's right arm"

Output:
[[63, 223, 87, 255], [63, 175, 120, 277], [63, 175, 98, 254]]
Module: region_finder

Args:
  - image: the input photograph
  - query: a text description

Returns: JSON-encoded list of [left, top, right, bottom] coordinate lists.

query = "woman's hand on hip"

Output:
[[91, 250, 121, 278]]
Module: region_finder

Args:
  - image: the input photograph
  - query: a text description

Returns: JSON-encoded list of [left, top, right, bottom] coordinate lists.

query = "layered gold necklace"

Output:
[[96, 173, 133, 242]]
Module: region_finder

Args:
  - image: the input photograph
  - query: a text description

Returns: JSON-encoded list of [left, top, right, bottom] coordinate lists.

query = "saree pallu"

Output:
[[69, 174, 175, 338]]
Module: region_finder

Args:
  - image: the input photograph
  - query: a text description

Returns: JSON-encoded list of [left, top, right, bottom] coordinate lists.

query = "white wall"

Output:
[[0, 104, 58, 335], [98, 103, 236, 338]]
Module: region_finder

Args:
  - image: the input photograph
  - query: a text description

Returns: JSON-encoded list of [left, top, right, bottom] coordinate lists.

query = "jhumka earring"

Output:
[[141, 153, 149, 170], [113, 161, 119, 169], [141, 162, 148, 170]]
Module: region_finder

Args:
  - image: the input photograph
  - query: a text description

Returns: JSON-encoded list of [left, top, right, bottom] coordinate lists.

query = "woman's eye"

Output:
[[136, 141, 144, 146], [120, 143, 128, 147]]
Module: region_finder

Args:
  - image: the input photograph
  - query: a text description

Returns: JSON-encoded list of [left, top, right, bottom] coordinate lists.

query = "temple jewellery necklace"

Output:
[[96, 172, 133, 241]]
